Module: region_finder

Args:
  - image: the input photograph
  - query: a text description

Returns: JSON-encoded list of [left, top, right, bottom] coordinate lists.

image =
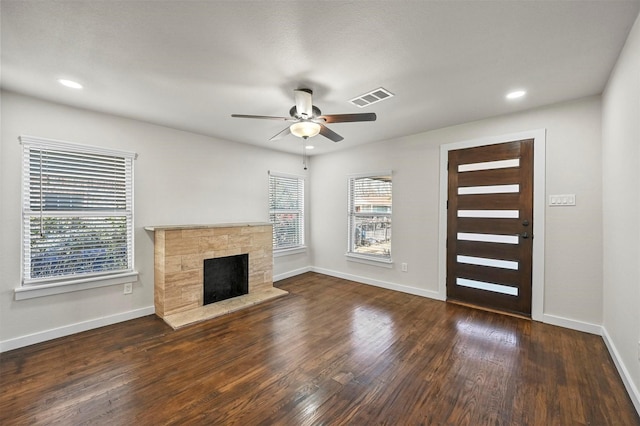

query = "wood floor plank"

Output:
[[0, 272, 638, 425]]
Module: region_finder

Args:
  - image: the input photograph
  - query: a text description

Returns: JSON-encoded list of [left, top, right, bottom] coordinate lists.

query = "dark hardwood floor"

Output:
[[1, 272, 638, 425]]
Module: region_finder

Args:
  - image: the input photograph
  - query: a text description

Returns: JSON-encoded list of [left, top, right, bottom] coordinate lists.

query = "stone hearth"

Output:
[[145, 223, 288, 329]]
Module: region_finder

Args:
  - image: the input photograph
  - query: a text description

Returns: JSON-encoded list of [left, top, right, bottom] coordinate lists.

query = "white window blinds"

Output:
[[20, 136, 136, 284], [269, 172, 304, 250], [348, 173, 392, 260]]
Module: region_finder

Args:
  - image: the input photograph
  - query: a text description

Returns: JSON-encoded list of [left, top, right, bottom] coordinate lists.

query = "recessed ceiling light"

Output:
[[58, 79, 83, 89], [305, 145, 314, 150], [506, 90, 526, 99]]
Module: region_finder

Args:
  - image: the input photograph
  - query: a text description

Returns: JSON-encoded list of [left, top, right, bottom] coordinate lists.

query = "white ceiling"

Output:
[[2, 1, 639, 156]]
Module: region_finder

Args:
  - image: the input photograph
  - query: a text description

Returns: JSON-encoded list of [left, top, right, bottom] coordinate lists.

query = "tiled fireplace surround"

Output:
[[145, 223, 288, 329]]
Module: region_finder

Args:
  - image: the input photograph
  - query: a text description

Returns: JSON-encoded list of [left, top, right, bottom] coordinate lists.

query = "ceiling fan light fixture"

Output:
[[290, 121, 321, 138], [232, 88, 375, 143]]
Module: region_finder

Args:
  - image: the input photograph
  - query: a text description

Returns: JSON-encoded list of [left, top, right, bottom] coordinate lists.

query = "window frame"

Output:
[[346, 170, 393, 266], [268, 171, 306, 255], [16, 135, 138, 300]]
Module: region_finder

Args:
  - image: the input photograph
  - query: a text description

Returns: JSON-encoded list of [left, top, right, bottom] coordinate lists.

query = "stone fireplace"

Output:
[[145, 222, 288, 329]]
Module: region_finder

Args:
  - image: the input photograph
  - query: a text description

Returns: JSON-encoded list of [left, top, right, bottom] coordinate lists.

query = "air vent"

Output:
[[349, 87, 394, 108]]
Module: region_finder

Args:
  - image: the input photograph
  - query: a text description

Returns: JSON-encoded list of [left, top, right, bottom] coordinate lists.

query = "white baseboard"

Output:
[[602, 328, 640, 415], [542, 313, 603, 335], [273, 266, 312, 282], [0, 306, 155, 353], [311, 266, 444, 300], [301, 270, 602, 335]]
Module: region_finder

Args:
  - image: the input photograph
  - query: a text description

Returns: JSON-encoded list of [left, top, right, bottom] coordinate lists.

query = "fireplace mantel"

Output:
[[143, 222, 272, 232], [146, 222, 287, 329]]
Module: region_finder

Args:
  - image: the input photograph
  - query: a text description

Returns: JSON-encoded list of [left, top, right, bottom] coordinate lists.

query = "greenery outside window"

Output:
[[347, 171, 392, 263]]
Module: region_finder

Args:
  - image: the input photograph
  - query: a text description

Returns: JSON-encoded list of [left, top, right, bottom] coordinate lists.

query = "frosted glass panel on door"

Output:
[[456, 277, 518, 296], [458, 184, 520, 195], [458, 158, 520, 172], [457, 255, 519, 270], [457, 232, 519, 244], [458, 210, 519, 218]]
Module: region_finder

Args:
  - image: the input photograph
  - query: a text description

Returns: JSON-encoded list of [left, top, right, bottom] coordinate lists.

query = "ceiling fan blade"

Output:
[[319, 123, 344, 143], [231, 114, 296, 121], [317, 112, 377, 123], [269, 126, 291, 141], [294, 89, 313, 118]]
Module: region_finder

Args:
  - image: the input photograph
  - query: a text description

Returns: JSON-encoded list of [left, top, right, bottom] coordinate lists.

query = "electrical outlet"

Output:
[[401, 263, 408, 272], [124, 283, 133, 294]]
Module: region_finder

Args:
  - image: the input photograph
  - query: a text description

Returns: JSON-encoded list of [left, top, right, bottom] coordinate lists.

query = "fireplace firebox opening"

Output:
[[203, 254, 249, 305]]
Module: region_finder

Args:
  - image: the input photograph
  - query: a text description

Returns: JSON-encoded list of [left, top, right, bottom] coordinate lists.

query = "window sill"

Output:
[[274, 246, 308, 258], [345, 253, 393, 268], [15, 271, 139, 300]]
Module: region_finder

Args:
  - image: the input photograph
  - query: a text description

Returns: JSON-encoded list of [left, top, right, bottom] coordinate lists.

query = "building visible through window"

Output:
[[348, 173, 392, 261]]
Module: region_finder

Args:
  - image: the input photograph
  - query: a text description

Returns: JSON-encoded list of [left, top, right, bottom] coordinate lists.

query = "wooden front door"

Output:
[[446, 139, 534, 316]]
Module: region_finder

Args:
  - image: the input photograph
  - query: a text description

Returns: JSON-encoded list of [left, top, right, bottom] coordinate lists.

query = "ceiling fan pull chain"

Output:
[[302, 137, 308, 170]]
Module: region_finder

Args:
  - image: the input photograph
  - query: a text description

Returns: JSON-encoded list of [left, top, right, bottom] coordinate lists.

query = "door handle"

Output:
[[521, 232, 529, 239]]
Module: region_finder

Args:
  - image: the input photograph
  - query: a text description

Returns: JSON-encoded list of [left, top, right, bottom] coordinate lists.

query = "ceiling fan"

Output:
[[231, 89, 377, 143]]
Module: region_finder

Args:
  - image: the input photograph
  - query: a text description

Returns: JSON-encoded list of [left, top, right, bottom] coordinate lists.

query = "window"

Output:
[[19, 136, 136, 294], [269, 172, 305, 252], [348, 172, 392, 262]]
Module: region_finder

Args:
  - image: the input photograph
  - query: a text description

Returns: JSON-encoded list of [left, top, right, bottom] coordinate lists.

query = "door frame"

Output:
[[438, 129, 546, 321]]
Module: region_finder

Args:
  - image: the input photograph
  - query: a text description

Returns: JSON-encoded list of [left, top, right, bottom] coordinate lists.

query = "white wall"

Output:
[[602, 13, 640, 411], [0, 91, 606, 350], [0, 91, 311, 348], [310, 96, 603, 327]]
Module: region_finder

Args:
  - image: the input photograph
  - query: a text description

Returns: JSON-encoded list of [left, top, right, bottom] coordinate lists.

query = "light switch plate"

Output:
[[549, 194, 576, 206]]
